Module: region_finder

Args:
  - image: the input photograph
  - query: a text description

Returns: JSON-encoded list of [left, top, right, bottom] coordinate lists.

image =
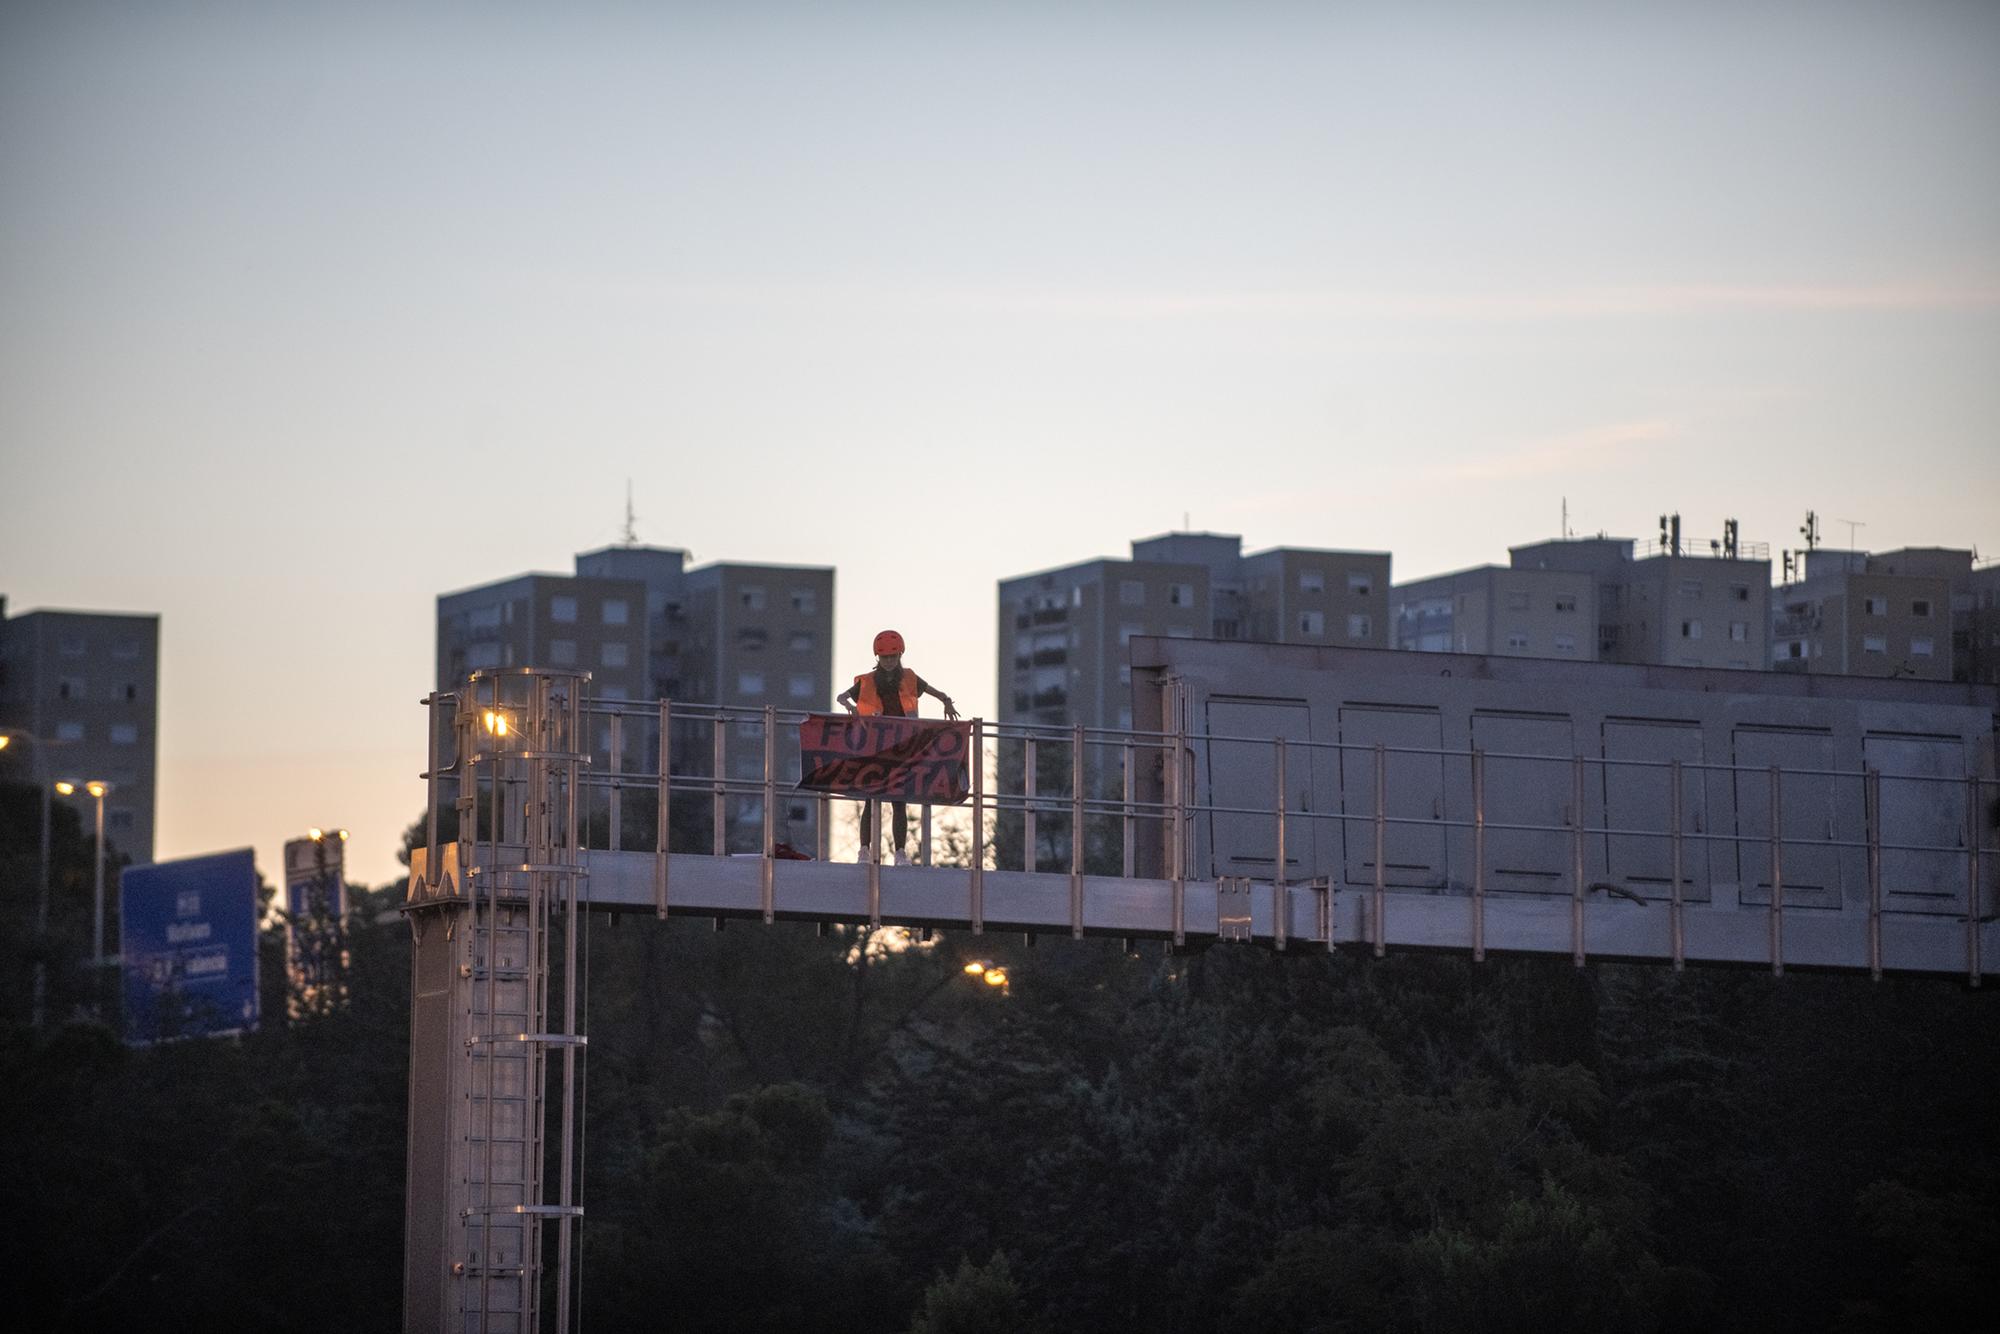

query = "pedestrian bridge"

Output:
[[399, 662, 1997, 1333]]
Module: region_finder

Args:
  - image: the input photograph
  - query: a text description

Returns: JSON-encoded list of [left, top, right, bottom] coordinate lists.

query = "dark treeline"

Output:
[[3, 791, 1995, 1332]]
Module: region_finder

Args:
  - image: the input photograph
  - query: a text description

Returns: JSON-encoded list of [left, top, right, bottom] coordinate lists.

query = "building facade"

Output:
[[997, 534, 1391, 732], [1771, 548, 1958, 682], [437, 548, 835, 851], [0, 598, 161, 862], [1392, 565, 1599, 660], [1509, 530, 1772, 671]]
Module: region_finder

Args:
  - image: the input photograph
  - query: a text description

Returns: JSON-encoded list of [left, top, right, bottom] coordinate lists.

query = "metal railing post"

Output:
[[1121, 738, 1136, 878], [711, 716, 727, 857], [656, 699, 671, 918], [1372, 741, 1386, 959], [1273, 736, 1287, 952], [1472, 747, 1486, 964], [1171, 708, 1187, 948], [1669, 757, 1685, 970], [1070, 723, 1085, 939], [970, 720, 984, 933], [608, 710, 623, 852], [1023, 734, 1038, 874], [761, 705, 776, 924], [867, 797, 882, 928], [1769, 764, 1785, 977], [1865, 766, 1881, 981], [1571, 755, 1586, 968]]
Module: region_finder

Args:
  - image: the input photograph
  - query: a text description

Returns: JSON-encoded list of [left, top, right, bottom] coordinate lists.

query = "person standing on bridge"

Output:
[[837, 630, 960, 862]]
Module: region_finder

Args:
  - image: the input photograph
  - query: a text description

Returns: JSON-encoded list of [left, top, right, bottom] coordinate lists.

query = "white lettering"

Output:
[[166, 922, 212, 944], [183, 952, 228, 977]]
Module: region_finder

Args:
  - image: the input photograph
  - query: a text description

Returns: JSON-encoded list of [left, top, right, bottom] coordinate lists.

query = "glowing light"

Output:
[[86, 781, 107, 798], [962, 962, 986, 976], [982, 968, 1008, 987], [0, 735, 10, 750], [337, 829, 349, 842], [54, 781, 75, 795], [309, 827, 324, 841], [484, 710, 509, 737]]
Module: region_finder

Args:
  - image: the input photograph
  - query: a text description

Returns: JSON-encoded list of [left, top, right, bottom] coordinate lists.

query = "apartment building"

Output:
[[0, 598, 161, 862], [1771, 548, 1956, 681], [1392, 565, 1599, 660], [437, 547, 835, 851], [1967, 563, 2000, 688], [1510, 527, 1771, 671], [997, 534, 1390, 731]]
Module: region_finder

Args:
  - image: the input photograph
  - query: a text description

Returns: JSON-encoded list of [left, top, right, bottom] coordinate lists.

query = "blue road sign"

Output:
[[120, 848, 260, 1043]]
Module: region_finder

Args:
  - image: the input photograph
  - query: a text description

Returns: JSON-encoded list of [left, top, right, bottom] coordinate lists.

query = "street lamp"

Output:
[[56, 777, 113, 966], [0, 730, 54, 1028]]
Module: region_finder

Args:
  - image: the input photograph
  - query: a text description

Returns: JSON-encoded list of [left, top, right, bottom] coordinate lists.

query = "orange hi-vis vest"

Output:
[[854, 669, 923, 717]]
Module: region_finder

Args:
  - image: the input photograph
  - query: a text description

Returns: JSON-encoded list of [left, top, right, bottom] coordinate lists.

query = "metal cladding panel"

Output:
[[1129, 638, 1999, 975], [1205, 697, 1313, 879]]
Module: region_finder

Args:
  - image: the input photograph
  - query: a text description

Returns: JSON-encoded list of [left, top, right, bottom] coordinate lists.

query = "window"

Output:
[[58, 676, 87, 700], [1911, 599, 1932, 618], [1681, 620, 1703, 640], [1863, 596, 1887, 616], [1911, 637, 1935, 658], [550, 596, 578, 623], [120, 682, 139, 701], [1168, 583, 1195, 608], [1506, 632, 1530, 650], [789, 631, 815, 652], [1299, 570, 1325, 594], [549, 639, 577, 665], [1346, 613, 1372, 639], [738, 671, 765, 695], [1346, 571, 1372, 596], [1298, 611, 1325, 636], [1167, 626, 1195, 639], [1862, 635, 1887, 654], [602, 598, 629, 625], [1072, 585, 1083, 607], [110, 723, 138, 745], [111, 638, 140, 659], [469, 605, 503, 629], [1730, 583, 1750, 602], [1554, 595, 1577, 613], [1726, 621, 1747, 642], [467, 642, 501, 669], [740, 586, 766, 611], [788, 673, 815, 698], [1119, 623, 1144, 645], [1554, 633, 1577, 654], [1679, 579, 1703, 599], [1120, 580, 1146, 606], [791, 588, 817, 613], [737, 628, 768, 650], [1118, 706, 1133, 729], [1119, 665, 1131, 684], [56, 722, 84, 741], [601, 642, 629, 668], [1506, 592, 1530, 611]]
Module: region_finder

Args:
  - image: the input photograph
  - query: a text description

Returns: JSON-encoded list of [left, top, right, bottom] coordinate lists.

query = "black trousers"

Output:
[[859, 802, 908, 857]]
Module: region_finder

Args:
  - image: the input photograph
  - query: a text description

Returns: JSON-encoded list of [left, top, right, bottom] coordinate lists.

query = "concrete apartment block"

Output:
[[1392, 565, 1599, 659], [1510, 533, 1771, 671], [1773, 549, 1955, 681], [0, 599, 161, 863]]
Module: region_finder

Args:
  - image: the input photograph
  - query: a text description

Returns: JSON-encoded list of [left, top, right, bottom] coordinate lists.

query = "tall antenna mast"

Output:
[[622, 480, 639, 547], [1562, 496, 1570, 539]]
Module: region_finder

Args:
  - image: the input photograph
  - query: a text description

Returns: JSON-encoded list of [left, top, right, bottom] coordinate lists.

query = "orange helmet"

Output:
[[872, 629, 905, 655]]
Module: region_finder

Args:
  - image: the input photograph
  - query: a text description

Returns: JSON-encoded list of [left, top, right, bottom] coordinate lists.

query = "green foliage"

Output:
[[909, 1253, 1035, 1334]]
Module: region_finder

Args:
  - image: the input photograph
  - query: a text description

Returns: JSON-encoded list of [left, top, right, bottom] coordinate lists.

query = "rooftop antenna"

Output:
[[622, 480, 639, 547], [1562, 496, 1571, 539], [1800, 510, 1820, 551], [1834, 517, 1866, 551]]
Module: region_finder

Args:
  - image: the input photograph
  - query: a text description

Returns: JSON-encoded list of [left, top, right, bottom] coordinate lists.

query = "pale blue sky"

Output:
[[4, 0, 1996, 887]]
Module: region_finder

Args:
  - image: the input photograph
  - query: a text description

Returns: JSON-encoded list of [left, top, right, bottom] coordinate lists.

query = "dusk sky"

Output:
[[3, 0, 1996, 889]]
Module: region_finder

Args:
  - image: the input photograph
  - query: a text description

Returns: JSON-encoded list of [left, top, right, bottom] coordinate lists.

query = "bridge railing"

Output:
[[420, 678, 1997, 979]]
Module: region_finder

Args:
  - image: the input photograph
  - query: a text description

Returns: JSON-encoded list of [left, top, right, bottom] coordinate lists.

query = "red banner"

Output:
[[797, 714, 972, 803]]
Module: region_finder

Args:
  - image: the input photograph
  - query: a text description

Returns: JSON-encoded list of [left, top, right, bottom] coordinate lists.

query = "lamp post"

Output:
[[0, 731, 53, 1028], [57, 778, 112, 966]]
